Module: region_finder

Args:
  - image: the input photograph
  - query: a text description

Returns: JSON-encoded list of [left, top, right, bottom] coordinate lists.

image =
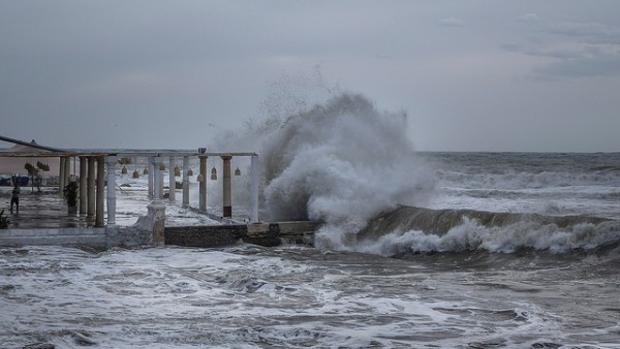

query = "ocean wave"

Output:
[[357, 217, 620, 255]]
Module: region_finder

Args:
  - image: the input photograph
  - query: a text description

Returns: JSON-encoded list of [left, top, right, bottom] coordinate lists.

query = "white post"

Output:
[[59, 157, 65, 197], [95, 157, 105, 227], [199, 156, 207, 212], [87, 157, 96, 221], [168, 157, 175, 202], [159, 160, 164, 199], [153, 158, 161, 200], [147, 157, 154, 198], [79, 157, 87, 215], [221, 155, 232, 218], [182, 156, 189, 208], [106, 156, 117, 225], [249, 154, 259, 223]]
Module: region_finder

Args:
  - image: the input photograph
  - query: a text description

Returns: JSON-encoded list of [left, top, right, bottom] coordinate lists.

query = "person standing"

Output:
[[10, 181, 20, 214]]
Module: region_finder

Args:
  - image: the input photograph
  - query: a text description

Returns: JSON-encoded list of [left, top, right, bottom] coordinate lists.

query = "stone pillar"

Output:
[[147, 201, 166, 246], [106, 156, 117, 225], [153, 157, 161, 200], [64, 156, 71, 187], [221, 155, 232, 217], [249, 154, 259, 223], [199, 155, 207, 212], [158, 159, 164, 199], [79, 157, 87, 215], [95, 157, 105, 227], [182, 156, 190, 208], [147, 157, 154, 198], [59, 157, 65, 197], [87, 157, 96, 221], [168, 157, 175, 202]]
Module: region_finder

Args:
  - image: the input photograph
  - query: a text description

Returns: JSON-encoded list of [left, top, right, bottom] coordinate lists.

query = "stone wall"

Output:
[[165, 221, 318, 248]]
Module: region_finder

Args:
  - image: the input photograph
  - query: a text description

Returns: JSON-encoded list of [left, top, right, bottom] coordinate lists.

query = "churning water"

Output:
[[1, 244, 619, 348]]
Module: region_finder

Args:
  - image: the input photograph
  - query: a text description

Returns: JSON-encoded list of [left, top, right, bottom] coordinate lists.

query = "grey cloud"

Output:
[[517, 13, 540, 23], [0, 1, 619, 152], [535, 54, 620, 78], [548, 21, 620, 39], [438, 17, 464, 28], [503, 19, 620, 78]]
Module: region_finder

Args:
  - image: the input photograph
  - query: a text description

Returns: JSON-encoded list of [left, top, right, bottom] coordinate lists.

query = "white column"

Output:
[[153, 157, 161, 200], [95, 157, 105, 227], [147, 157, 154, 198], [59, 157, 65, 197], [182, 156, 189, 208], [87, 157, 96, 221], [106, 156, 117, 225], [159, 161, 164, 199], [168, 157, 175, 202], [199, 156, 207, 212], [64, 157, 71, 186], [249, 154, 259, 223], [221, 155, 232, 218], [79, 157, 87, 215]]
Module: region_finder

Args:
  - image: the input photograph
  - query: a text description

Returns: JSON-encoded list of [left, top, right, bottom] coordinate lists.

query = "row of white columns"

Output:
[[145, 155, 259, 222], [56, 156, 117, 227]]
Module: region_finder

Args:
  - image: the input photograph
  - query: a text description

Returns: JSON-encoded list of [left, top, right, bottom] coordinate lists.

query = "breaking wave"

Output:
[[352, 206, 620, 255], [214, 92, 434, 237], [358, 217, 620, 256]]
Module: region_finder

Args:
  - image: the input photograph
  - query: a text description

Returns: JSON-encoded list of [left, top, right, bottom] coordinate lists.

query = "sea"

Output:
[[1, 151, 619, 348]]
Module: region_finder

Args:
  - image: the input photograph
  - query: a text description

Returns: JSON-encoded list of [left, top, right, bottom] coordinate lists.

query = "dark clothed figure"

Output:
[[10, 184, 20, 214]]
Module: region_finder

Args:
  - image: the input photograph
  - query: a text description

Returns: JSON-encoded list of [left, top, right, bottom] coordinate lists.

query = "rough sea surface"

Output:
[[1, 152, 619, 348]]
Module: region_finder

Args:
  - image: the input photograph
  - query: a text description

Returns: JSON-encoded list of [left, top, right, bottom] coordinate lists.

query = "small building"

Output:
[[0, 140, 60, 184]]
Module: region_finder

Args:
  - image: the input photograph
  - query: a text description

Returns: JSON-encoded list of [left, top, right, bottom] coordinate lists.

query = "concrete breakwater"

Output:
[[165, 221, 318, 247]]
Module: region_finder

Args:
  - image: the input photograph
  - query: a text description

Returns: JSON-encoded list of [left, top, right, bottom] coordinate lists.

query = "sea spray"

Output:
[[209, 93, 434, 245]]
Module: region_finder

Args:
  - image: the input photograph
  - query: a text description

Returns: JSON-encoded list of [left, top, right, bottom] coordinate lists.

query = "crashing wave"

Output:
[[352, 206, 620, 255]]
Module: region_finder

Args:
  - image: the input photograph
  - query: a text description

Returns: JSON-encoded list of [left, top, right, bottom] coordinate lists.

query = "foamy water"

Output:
[[2, 245, 619, 348]]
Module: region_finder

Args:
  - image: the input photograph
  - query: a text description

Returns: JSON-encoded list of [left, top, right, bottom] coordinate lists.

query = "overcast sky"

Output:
[[1, 1, 619, 152]]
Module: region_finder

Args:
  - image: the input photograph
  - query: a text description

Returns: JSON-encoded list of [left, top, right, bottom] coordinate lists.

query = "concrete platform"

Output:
[[0, 187, 89, 229]]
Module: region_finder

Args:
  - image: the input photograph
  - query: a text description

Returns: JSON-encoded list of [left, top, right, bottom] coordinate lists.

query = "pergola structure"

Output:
[[0, 135, 260, 227]]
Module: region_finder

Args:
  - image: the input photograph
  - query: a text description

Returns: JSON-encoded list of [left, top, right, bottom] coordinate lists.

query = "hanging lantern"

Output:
[[159, 163, 166, 171], [234, 167, 241, 176], [143, 167, 149, 175], [197, 174, 204, 182], [211, 167, 218, 180], [132, 169, 140, 178], [121, 166, 128, 175], [174, 166, 181, 177], [187, 168, 193, 176]]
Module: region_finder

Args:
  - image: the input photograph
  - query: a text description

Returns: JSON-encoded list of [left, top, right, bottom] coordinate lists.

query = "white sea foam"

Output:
[[357, 218, 620, 255], [210, 92, 434, 239]]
